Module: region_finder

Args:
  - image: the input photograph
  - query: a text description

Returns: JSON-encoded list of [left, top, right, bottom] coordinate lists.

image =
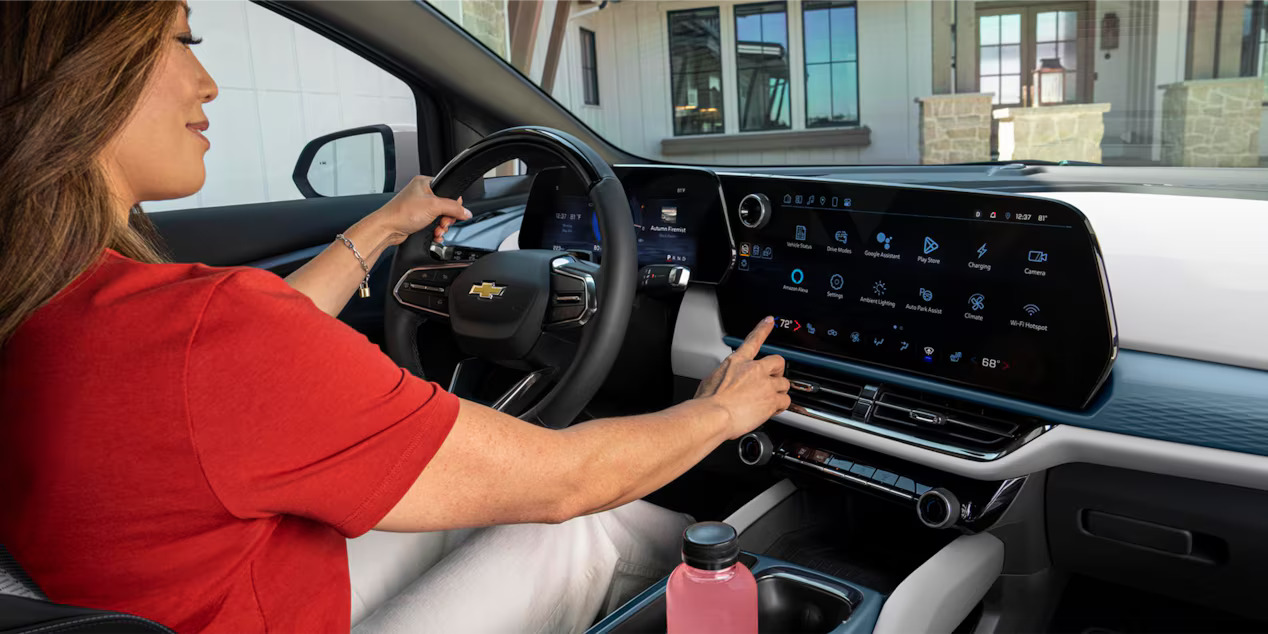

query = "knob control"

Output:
[[917, 487, 961, 529], [738, 432, 773, 466], [737, 193, 771, 229]]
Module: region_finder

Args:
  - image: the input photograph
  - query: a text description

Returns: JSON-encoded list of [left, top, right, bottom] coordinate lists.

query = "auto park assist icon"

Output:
[[469, 281, 506, 300]]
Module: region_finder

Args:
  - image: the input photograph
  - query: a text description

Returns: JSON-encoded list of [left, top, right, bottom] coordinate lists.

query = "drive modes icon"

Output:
[[834, 230, 849, 245]]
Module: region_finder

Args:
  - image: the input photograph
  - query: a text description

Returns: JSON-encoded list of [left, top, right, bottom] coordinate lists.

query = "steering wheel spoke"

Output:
[[392, 262, 471, 318], [545, 256, 599, 330]]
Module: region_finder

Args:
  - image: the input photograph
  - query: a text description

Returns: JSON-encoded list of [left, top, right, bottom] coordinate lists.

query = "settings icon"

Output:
[[872, 280, 887, 296]]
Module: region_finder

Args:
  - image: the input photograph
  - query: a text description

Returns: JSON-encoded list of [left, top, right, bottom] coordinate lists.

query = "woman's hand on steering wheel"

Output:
[[694, 316, 792, 440], [374, 175, 472, 247]]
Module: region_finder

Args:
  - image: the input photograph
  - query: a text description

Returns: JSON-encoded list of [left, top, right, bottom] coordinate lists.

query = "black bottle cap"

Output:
[[681, 521, 740, 571]]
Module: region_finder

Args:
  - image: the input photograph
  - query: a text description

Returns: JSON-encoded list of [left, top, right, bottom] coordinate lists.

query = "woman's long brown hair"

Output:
[[0, 1, 176, 347]]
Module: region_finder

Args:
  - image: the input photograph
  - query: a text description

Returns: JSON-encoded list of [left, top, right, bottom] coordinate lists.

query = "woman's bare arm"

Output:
[[284, 176, 468, 316], [375, 318, 790, 532]]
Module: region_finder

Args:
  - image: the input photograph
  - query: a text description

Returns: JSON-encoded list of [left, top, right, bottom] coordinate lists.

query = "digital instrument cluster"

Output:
[[715, 175, 1116, 409], [520, 167, 732, 283]]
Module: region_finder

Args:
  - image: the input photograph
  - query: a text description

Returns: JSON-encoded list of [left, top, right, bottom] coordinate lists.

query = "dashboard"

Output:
[[521, 166, 1117, 411]]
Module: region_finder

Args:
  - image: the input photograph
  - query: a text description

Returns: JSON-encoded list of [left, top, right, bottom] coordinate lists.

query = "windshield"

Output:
[[430, 0, 1267, 167]]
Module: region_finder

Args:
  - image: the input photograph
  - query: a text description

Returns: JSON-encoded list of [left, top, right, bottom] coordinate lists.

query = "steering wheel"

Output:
[[384, 127, 637, 428]]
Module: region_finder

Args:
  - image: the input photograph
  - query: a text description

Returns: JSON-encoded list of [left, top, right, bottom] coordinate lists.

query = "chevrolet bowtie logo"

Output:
[[468, 281, 506, 300]]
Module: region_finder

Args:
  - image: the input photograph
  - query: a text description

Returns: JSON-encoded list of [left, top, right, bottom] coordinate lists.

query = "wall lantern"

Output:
[[1033, 58, 1066, 105], [1101, 12, 1120, 50]]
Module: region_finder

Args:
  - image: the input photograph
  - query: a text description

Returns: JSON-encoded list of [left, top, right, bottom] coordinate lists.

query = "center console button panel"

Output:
[[751, 423, 1027, 533]]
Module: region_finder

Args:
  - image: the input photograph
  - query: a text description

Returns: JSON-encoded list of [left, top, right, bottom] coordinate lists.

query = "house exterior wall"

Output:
[[549, 0, 933, 166]]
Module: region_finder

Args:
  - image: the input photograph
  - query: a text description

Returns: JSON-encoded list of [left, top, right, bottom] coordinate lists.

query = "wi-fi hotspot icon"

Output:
[[1023, 303, 1041, 317]]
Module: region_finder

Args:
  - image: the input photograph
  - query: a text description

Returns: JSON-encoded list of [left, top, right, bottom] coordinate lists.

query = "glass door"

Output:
[[977, 2, 1091, 107]]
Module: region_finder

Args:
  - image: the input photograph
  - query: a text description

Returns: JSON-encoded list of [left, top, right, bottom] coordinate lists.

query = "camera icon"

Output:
[[1027, 250, 1049, 263]]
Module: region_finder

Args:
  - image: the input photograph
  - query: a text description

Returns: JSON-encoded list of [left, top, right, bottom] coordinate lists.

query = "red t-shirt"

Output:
[[0, 249, 459, 632]]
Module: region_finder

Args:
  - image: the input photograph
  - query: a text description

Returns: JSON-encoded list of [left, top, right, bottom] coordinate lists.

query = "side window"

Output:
[[146, 0, 417, 212]]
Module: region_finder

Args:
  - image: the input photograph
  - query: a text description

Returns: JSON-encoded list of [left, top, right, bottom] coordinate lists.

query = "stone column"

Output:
[[992, 103, 1112, 163], [916, 94, 994, 164], [1160, 77, 1265, 167]]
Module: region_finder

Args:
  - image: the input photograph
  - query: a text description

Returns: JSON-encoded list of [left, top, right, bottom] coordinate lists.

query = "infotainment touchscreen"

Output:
[[716, 175, 1116, 409]]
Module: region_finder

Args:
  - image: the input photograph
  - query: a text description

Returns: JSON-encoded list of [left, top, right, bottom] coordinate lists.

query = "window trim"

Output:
[[580, 27, 600, 106]]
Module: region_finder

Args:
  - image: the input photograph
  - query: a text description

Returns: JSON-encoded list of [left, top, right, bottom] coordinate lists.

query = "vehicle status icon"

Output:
[[968, 293, 986, 311], [830, 274, 845, 290], [795, 225, 807, 241]]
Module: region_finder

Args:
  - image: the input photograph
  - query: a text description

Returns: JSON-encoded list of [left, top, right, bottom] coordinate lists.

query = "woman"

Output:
[[0, 2, 790, 632]]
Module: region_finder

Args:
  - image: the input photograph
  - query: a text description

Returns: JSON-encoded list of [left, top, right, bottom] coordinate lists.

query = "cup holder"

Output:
[[607, 566, 860, 634]]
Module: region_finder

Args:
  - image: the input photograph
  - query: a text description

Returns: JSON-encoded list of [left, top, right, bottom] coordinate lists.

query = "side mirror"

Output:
[[292, 124, 419, 198]]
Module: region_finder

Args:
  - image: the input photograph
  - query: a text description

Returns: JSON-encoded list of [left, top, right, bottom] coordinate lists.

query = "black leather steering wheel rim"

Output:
[[384, 126, 637, 428]]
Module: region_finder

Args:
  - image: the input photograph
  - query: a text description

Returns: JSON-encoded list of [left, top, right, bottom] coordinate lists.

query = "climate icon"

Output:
[[1023, 303, 1041, 317], [876, 232, 893, 250], [968, 293, 986, 311]]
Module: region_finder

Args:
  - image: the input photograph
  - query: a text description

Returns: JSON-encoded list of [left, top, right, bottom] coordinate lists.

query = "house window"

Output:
[[735, 2, 790, 131], [580, 28, 600, 106], [1243, 0, 1267, 84], [669, 7, 724, 135], [803, 0, 859, 128]]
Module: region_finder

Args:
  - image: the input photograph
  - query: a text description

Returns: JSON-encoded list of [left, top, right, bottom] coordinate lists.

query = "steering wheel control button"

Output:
[[737, 193, 771, 229], [917, 488, 961, 529]]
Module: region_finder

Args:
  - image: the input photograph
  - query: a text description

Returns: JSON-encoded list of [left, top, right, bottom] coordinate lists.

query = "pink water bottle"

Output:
[[666, 521, 758, 634]]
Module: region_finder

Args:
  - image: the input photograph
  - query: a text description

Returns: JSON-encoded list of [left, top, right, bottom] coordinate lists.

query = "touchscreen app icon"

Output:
[[875, 232, 893, 250], [872, 280, 887, 296], [968, 293, 986, 311], [830, 274, 845, 290], [977, 243, 989, 259], [923, 236, 940, 255], [795, 225, 807, 241], [834, 230, 849, 245], [790, 268, 805, 285], [919, 288, 933, 302]]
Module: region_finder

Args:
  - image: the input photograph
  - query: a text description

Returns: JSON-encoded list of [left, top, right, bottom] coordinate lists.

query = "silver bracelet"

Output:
[[335, 233, 372, 298]]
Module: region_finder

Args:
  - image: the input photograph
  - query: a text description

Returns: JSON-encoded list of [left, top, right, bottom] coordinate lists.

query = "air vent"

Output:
[[872, 388, 1027, 452], [786, 367, 864, 420], [784, 363, 1047, 461]]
